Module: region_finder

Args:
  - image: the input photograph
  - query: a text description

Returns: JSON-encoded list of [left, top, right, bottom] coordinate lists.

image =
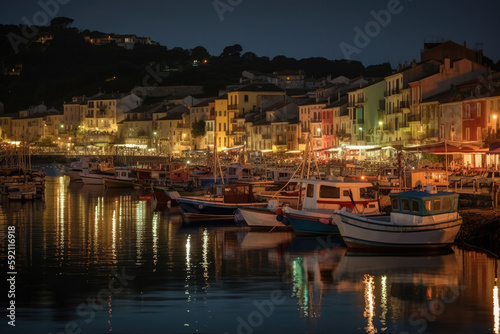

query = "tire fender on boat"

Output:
[[319, 218, 331, 225]]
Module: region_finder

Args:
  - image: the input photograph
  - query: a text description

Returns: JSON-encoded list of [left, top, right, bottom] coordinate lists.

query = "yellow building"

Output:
[[214, 94, 229, 150], [225, 83, 285, 149]]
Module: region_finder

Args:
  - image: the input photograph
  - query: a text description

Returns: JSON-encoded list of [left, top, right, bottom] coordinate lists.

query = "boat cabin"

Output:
[[226, 164, 258, 182], [389, 189, 459, 216], [293, 178, 378, 212]]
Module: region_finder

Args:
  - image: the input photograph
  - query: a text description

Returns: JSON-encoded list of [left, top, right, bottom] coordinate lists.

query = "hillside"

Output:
[[0, 23, 392, 113]]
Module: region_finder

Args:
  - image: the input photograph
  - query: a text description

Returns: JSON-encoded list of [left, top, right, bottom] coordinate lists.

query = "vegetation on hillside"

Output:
[[0, 21, 395, 113]]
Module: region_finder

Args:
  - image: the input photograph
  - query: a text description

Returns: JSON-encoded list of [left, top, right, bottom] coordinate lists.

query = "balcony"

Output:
[[262, 134, 271, 140], [408, 114, 421, 122], [227, 104, 238, 110], [400, 101, 410, 108]]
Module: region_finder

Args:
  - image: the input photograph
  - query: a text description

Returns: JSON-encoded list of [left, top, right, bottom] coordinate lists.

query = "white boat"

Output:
[[79, 160, 115, 185], [237, 199, 296, 228], [283, 179, 380, 234], [80, 170, 115, 185], [103, 168, 137, 188], [67, 157, 106, 182], [334, 186, 463, 251]]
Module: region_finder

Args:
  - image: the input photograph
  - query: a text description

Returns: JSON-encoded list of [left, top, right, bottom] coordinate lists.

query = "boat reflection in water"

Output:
[[286, 236, 347, 319], [1, 176, 499, 334], [334, 250, 463, 334]]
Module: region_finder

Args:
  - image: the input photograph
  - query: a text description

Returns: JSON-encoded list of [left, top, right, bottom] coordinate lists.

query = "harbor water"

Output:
[[0, 176, 499, 334]]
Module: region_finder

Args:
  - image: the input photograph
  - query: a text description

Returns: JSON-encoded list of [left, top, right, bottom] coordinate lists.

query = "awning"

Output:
[[488, 147, 500, 154], [403, 142, 487, 154]]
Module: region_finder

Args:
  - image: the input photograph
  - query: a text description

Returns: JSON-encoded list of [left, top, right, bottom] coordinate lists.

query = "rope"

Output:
[[456, 228, 500, 258]]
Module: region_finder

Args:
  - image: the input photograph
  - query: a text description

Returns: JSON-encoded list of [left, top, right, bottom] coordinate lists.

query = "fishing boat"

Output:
[[79, 160, 115, 185], [282, 179, 380, 234], [176, 183, 267, 223], [151, 184, 205, 206], [103, 168, 138, 188], [7, 183, 37, 200], [236, 198, 297, 229], [66, 156, 103, 182], [334, 186, 463, 251]]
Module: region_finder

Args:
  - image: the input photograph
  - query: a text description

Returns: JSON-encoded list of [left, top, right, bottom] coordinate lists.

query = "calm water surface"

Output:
[[0, 176, 499, 334]]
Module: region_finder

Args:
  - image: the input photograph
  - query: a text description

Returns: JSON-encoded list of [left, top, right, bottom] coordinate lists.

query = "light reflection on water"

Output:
[[0, 176, 498, 334]]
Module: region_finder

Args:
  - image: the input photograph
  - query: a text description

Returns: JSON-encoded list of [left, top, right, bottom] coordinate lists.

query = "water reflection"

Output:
[[495, 276, 499, 334], [363, 274, 376, 334], [0, 177, 499, 334], [288, 236, 346, 319]]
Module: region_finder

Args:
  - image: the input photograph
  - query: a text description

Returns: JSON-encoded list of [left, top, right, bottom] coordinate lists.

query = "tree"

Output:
[[191, 46, 210, 61], [191, 119, 206, 138], [242, 51, 258, 62], [220, 44, 242, 58], [50, 17, 74, 29]]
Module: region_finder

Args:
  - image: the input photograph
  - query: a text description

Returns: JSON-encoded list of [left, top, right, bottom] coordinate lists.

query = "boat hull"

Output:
[[336, 211, 463, 251], [103, 177, 135, 188], [284, 208, 339, 234], [238, 207, 290, 228], [177, 197, 267, 222], [152, 186, 205, 205], [80, 173, 105, 185], [66, 169, 83, 182]]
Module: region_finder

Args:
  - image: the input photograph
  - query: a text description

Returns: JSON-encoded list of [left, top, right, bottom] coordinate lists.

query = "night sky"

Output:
[[1, 0, 499, 67]]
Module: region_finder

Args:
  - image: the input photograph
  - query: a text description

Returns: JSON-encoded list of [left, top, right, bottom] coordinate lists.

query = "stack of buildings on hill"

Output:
[[1, 41, 499, 168]]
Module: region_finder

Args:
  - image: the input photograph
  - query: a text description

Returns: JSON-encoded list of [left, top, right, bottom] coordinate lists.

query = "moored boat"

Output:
[[334, 186, 463, 251], [103, 168, 137, 188], [177, 183, 267, 223], [283, 179, 380, 234]]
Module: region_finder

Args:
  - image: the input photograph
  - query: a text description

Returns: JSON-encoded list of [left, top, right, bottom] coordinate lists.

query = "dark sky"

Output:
[[2, 0, 499, 67]]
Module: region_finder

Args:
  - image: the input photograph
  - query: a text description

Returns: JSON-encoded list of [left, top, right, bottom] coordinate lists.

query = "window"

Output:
[[434, 199, 441, 211], [466, 128, 470, 141], [401, 198, 410, 211], [411, 200, 420, 212], [391, 198, 399, 210], [425, 201, 432, 211], [442, 198, 450, 210], [307, 184, 314, 198], [343, 190, 351, 197], [244, 95, 248, 102], [477, 103, 481, 117], [477, 127, 482, 141], [319, 186, 340, 198]]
